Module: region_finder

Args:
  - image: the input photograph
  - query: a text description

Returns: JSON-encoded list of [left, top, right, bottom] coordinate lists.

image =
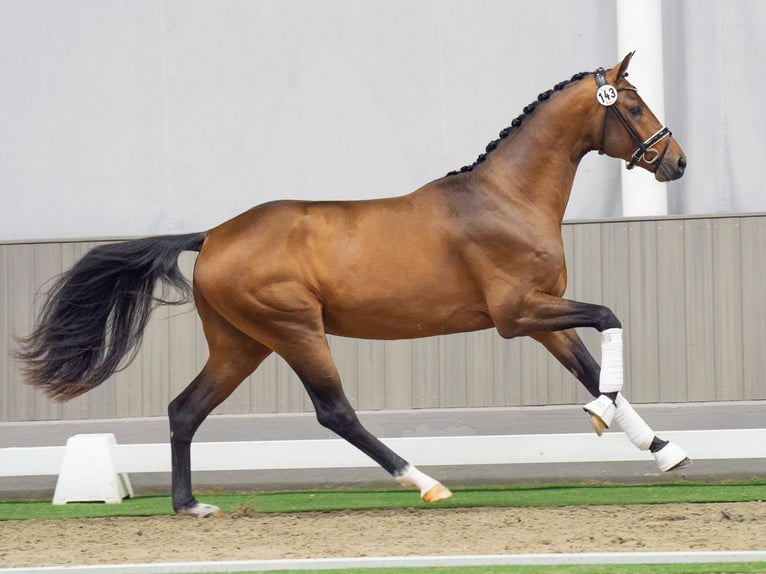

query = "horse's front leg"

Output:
[[532, 328, 691, 472], [496, 292, 623, 430], [494, 292, 690, 471]]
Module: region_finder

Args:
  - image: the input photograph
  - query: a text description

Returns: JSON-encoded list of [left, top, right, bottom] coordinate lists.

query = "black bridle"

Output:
[[594, 67, 672, 172]]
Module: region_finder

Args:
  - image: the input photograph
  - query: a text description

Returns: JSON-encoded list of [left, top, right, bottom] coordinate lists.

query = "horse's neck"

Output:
[[479, 93, 596, 221]]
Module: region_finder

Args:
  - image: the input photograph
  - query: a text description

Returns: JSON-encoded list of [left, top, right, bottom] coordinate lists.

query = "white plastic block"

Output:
[[52, 433, 133, 505]]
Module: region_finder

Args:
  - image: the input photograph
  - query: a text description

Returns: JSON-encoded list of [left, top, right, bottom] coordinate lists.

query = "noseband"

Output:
[[594, 67, 672, 171]]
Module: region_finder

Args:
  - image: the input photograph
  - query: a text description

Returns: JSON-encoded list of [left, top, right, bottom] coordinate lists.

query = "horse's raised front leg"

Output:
[[496, 292, 625, 430], [277, 325, 451, 503], [533, 328, 691, 471]]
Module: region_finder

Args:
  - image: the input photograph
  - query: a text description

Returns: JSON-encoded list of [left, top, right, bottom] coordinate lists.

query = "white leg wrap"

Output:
[[599, 328, 624, 393], [613, 393, 654, 451], [395, 465, 438, 497], [614, 393, 690, 471]]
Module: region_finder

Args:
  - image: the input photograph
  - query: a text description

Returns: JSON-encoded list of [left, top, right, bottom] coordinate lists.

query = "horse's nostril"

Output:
[[678, 156, 687, 171]]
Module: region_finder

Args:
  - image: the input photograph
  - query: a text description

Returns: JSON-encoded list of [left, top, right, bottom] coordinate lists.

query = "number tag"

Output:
[[596, 84, 618, 106]]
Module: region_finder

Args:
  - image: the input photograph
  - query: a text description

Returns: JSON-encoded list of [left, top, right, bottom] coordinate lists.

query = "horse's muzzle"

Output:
[[655, 153, 686, 182]]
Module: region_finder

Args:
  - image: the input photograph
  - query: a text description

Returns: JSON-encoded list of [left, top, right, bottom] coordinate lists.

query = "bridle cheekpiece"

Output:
[[594, 67, 672, 171]]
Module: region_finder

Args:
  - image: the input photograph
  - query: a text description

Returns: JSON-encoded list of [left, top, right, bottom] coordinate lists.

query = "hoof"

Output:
[[177, 502, 223, 518], [669, 457, 693, 471], [654, 442, 692, 472], [421, 482, 452, 503], [586, 412, 608, 437]]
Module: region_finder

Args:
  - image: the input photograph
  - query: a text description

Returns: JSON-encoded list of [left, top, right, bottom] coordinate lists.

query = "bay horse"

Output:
[[18, 53, 689, 517]]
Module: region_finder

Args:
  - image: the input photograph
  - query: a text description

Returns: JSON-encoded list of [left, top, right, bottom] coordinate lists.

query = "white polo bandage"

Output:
[[584, 394, 616, 428], [599, 328, 624, 393], [395, 465, 438, 497], [613, 393, 654, 450]]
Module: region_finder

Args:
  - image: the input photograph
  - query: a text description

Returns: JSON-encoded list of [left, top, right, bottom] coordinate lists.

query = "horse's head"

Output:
[[594, 52, 686, 182]]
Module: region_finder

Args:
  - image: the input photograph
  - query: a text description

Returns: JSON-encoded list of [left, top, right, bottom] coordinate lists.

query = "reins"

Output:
[[594, 67, 672, 172]]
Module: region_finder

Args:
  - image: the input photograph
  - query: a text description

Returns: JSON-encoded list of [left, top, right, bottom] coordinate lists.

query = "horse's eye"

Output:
[[629, 105, 642, 117]]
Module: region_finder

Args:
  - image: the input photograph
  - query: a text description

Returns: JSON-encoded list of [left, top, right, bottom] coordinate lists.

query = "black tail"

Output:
[[16, 232, 206, 401]]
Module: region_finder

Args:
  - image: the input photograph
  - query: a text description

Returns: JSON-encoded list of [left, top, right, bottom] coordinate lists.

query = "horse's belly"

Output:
[[322, 304, 494, 340]]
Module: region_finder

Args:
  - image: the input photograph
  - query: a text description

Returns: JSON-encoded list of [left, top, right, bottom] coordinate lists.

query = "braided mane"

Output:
[[446, 70, 593, 176]]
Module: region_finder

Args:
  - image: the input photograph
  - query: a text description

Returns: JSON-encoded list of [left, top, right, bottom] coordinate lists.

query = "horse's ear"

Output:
[[614, 51, 635, 80]]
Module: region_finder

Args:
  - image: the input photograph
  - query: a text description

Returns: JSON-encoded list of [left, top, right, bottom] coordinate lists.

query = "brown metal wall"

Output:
[[2, 214, 765, 422]]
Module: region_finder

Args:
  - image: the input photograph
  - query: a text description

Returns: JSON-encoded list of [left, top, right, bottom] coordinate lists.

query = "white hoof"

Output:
[[584, 395, 616, 436], [654, 442, 692, 472], [177, 502, 223, 518]]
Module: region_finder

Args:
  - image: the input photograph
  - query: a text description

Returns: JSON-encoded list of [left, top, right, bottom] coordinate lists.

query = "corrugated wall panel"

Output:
[[492, 332, 522, 406], [655, 220, 688, 402], [385, 340, 413, 410], [8, 244, 38, 421], [3, 214, 766, 422], [683, 219, 717, 401], [627, 221, 660, 402], [411, 337, 441, 408], [740, 218, 766, 400], [443, 337, 462, 408], [712, 218, 744, 400], [0, 244, 9, 421], [356, 339, 386, 410]]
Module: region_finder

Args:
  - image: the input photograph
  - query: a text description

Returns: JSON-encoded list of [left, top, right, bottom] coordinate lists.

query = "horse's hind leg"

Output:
[[274, 325, 451, 502], [533, 329, 691, 471], [168, 296, 272, 517]]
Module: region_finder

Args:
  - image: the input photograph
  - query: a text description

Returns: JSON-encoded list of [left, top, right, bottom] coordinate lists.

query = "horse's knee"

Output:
[[595, 305, 621, 331]]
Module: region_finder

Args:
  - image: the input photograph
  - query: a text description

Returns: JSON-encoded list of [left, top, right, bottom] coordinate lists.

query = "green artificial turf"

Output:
[[1, 479, 764, 521]]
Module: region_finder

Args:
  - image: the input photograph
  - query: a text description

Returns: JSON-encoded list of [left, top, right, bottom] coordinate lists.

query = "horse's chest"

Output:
[[466, 218, 566, 284], [485, 242, 566, 287]]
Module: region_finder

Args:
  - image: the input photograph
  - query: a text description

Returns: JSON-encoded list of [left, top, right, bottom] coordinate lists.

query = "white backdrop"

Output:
[[1, 0, 763, 241]]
